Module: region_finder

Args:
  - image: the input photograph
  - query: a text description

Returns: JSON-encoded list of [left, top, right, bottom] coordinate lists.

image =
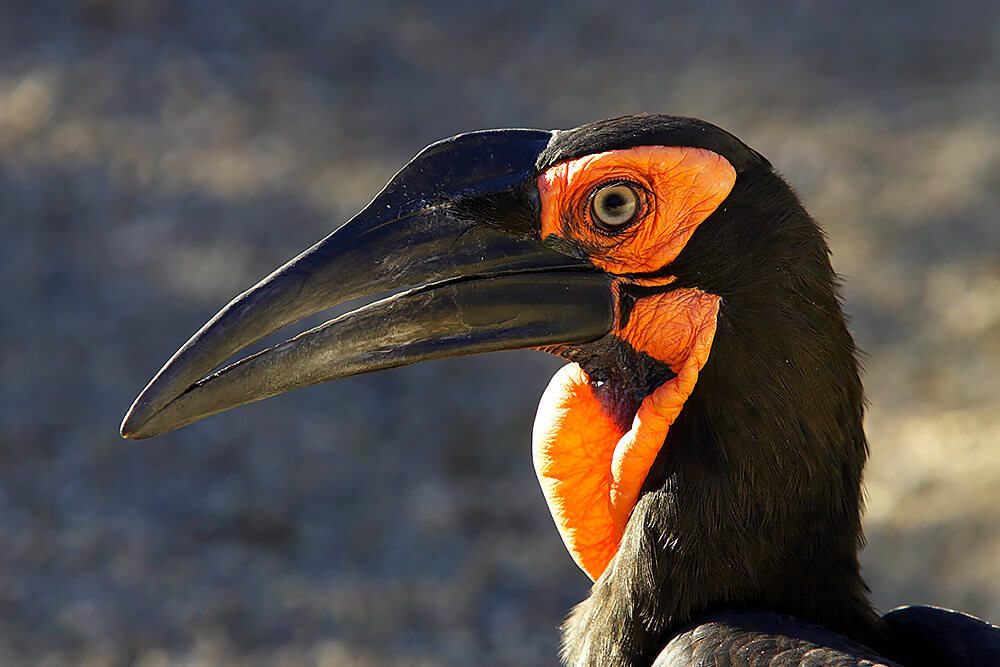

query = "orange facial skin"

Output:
[[531, 145, 735, 580], [538, 145, 736, 275], [533, 289, 720, 580]]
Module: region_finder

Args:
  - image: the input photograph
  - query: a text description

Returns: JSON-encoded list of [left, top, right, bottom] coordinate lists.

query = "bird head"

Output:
[[122, 116, 870, 641]]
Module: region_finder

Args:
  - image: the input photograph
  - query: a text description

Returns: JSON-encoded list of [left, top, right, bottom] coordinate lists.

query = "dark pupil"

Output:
[[602, 192, 627, 213]]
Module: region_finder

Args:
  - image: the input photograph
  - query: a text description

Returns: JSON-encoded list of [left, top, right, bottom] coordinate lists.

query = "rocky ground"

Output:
[[1, 1, 998, 665]]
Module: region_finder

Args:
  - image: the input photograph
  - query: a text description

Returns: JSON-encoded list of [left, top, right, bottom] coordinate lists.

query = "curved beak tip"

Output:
[[119, 407, 148, 440], [120, 394, 169, 440]]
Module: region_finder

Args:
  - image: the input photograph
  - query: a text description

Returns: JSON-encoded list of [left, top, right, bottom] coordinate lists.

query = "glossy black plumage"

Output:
[[883, 606, 1000, 666], [538, 115, 769, 174], [644, 607, 1000, 666], [654, 611, 900, 666]]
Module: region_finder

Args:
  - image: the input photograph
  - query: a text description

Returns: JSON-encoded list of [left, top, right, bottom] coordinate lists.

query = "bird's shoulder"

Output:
[[882, 605, 1000, 667], [653, 610, 900, 667]]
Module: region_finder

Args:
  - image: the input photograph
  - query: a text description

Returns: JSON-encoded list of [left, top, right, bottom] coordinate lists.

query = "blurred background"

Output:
[[2, 1, 998, 665]]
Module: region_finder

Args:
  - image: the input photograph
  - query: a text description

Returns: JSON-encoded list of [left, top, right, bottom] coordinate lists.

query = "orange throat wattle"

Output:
[[531, 287, 721, 580]]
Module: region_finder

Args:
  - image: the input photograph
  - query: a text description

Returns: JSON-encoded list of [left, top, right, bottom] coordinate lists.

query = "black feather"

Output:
[[537, 115, 770, 175], [654, 610, 902, 666], [883, 606, 1000, 666]]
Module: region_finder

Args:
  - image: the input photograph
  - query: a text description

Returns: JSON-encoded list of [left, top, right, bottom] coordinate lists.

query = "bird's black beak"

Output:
[[121, 129, 615, 439]]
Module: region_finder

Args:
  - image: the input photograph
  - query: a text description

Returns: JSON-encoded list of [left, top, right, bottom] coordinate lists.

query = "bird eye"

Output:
[[590, 183, 641, 231]]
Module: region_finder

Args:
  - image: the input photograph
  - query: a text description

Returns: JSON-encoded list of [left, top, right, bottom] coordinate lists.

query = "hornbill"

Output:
[[121, 115, 999, 666]]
